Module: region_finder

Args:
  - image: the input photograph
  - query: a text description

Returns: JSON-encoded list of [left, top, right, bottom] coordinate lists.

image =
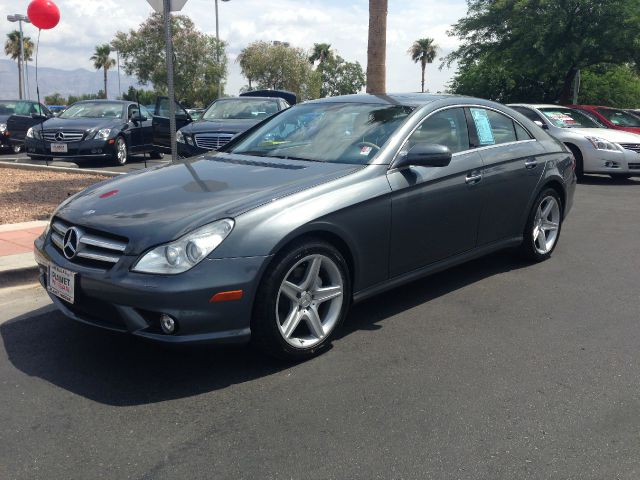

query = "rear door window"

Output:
[[469, 108, 519, 146]]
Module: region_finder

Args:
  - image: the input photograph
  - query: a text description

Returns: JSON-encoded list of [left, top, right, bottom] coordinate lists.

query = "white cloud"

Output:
[[1, 0, 468, 97]]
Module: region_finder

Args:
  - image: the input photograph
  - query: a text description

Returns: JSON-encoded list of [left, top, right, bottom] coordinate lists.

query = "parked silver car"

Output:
[[509, 104, 640, 179]]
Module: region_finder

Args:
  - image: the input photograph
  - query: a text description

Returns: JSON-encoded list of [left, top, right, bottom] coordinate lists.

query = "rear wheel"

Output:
[[519, 188, 563, 262], [251, 239, 351, 360], [114, 136, 128, 165]]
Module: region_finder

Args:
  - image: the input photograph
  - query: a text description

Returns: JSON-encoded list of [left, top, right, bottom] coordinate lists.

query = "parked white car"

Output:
[[509, 104, 640, 179]]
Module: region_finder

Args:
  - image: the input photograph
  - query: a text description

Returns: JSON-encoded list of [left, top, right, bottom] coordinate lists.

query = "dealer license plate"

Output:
[[51, 143, 68, 153], [48, 264, 76, 304]]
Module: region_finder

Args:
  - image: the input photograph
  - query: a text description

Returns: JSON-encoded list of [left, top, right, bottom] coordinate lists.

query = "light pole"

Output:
[[215, 0, 230, 98], [7, 14, 31, 100]]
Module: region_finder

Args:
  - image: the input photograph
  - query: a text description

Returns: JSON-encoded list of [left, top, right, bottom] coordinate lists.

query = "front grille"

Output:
[[629, 163, 640, 170], [50, 218, 127, 269], [42, 130, 85, 142], [620, 143, 640, 153], [194, 133, 235, 150]]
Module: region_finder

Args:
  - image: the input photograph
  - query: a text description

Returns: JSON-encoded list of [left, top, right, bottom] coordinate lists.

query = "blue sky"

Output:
[[1, 0, 468, 96]]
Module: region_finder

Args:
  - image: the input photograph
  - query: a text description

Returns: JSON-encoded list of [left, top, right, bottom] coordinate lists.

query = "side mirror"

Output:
[[534, 120, 548, 130], [131, 114, 147, 123], [394, 143, 453, 169]]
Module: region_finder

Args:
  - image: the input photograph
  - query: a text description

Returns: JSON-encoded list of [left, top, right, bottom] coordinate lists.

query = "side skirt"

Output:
[[352, 236, 523, 304]]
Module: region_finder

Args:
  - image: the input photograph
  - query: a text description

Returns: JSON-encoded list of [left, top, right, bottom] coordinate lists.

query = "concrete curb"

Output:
[[0, 253, 39, 289], [0, 161, 122, 177]]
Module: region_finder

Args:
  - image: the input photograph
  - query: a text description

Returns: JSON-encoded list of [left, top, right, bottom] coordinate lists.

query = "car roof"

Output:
[[217, 97, 279, 102], [508, 103, 573, 110], [306, 93, 455, 107]]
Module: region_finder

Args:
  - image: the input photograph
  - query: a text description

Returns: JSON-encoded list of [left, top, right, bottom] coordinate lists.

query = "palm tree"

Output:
[[366, 0, 387, 94], [408, 38, 439, 93], [309, 43, 332, 65], [4, 31, 34, 97], [90, 44, 116, 99]]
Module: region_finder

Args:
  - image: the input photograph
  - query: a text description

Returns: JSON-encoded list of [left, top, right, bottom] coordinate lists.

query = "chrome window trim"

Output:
[[389, 104, 538, 168]]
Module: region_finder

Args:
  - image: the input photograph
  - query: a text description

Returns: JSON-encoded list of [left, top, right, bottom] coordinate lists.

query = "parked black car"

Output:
[[24, 100, 167, 165], [35, 93, 575, 360], [1, 99, 51, 153], [175, 90, 294, 157]]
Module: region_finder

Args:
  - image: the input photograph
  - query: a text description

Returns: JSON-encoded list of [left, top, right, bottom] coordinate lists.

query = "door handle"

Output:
[[525, 159, 538, 169], [465, 172, 482, 184]]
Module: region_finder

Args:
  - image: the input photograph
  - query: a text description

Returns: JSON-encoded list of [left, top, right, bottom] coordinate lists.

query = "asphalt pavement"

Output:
[[0, 150, 170, 174], [1, 176, 639, 479]]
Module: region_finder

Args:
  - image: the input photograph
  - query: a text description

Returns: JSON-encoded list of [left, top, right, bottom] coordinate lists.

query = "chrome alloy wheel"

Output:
[[115, 137, 127, 165], [533, 195, 561, 254], [276, 254, 344, 348]]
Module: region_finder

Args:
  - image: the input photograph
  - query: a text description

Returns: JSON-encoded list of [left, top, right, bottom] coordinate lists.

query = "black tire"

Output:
[[149, 150, 164, 160], [609, 173, 632, 180], [113, 136, 128, 165], [11, 144, 22, 154], [565, 144, 584, 180], [519, 188, 563, 262], [251, 239, 351, 360]]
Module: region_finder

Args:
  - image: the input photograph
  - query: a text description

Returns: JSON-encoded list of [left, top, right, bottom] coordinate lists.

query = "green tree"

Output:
[[90, 44, 116, 99], [446, 0, 640, 103], [579, 65, 640, 107], [112, 13, 227, 107], [44, 92, 66, 105], [309, 43, 332, 65], [408, 38, 438, 93], [121, 86, 157, 106], [367, 0, 387, 93], [237, 41, 321, 100], [318, 55, 366, 97], [4, 30, 34, 97]]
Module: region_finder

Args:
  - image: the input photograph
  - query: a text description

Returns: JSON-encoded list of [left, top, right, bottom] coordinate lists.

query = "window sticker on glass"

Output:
[[470, 108, 495, 145]]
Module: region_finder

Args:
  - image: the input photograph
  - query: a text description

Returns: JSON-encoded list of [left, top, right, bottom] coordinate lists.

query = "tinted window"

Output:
[[203, 99, 280, 121], [469, 108, 517, 145], [539, 108, 601, 128], [0, 101, 17, 115], [515, 122, 532, 140], [406, 108, 470, 154], [596, 108, 640, 127], [228, 102, 413, 164]]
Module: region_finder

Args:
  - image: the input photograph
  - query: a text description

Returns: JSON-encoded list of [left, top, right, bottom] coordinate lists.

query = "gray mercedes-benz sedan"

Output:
[[34, 93, 576, 359]]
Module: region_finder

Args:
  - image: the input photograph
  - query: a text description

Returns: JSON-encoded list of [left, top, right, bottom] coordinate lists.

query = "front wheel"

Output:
[[113, 136, 128, 165], [251, 239, 351, 360], [519, 188, 563, 262], [11, 144, 22, 154]]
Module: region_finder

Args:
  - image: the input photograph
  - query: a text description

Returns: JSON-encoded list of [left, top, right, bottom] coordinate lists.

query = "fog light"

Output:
[[160, 314, 176, 334]]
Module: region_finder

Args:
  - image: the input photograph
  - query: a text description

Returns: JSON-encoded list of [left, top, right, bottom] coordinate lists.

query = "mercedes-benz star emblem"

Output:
[[62, 227, 81, 260], [55, 132, 64, 142]]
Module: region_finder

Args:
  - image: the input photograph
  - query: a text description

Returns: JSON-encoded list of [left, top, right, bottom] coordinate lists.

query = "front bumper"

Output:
[[25, 137, 116, 159], [34, 233, 271, 344], [583, 148, 640, 175]]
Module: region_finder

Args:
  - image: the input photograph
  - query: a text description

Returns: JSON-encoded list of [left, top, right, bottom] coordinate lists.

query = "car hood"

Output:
[[40, 116, 122, 131], [181, 118, 258, 135], [56, 153, 363, 253], [565, 127, 640, 143]]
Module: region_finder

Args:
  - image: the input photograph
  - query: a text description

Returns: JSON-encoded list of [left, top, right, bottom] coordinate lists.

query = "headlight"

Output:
[[176, 130, 185, 143], [92, 128, 112, 140], [132, 219, 235, 274], [586, 136, 622, 152], [26, 127, 42, 139], [0, 123, 6, 133], [185, 134, 194, 146]]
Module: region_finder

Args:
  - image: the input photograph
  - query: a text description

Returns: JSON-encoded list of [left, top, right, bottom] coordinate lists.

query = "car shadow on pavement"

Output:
[[1, 251, 529, 407], [579, 175, 640, 186]]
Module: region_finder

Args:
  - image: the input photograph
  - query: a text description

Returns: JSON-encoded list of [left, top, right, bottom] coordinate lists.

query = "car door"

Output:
[[6, 101, 51, 144], [469, 107, 546, 245], [387, 107, 484, 277], [152, 97, 193, 152]]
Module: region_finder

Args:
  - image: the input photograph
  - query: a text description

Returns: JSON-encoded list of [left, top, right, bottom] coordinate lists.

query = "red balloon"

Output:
[[27, 0, 60, 30]]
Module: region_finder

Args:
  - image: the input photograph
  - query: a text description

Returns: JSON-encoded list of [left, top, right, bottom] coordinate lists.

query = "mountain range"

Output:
[[0, 59, 142, 102]]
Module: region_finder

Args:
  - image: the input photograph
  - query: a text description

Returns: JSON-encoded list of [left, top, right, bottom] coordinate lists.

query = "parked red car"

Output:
[[568, 105, 640, 134]]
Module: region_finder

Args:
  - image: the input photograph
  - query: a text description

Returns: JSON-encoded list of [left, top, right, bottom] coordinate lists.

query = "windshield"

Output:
[[539, 108, 601, 128], [203, 98, 279, 121], [596, 108, 640, 127], [227, 102, 414, 164], [60, 102, 124, 119], [0, 102, 17, 115]]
